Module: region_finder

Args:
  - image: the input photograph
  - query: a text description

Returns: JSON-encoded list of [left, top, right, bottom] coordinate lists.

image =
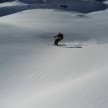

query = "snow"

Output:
[[0, 1, 28, 8], [0, 1, 29, 17], [0, 0, 107, 17], [0, 1, 108, 108]]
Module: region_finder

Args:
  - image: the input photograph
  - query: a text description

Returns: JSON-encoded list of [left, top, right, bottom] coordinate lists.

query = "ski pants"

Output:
[[54, 39, 61, 45]]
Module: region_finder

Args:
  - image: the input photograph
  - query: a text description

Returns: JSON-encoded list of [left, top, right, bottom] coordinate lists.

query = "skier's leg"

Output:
[[56, 40, 59, 45], [54, 40, 57, 45], [54, 39, 59, 45]]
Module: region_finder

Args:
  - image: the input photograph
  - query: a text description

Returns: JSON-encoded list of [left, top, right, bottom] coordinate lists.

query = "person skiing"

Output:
[[53, 32, 64, 45]]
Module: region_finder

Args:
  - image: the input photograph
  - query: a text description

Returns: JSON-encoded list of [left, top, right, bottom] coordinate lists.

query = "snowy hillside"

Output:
[[0, 1, 29, 16], [0, 0, 107, 16], [0, 1, 108, 108]]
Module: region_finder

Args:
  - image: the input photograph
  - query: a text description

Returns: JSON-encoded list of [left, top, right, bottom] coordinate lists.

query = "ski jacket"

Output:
[[54, 33, 64, 40]]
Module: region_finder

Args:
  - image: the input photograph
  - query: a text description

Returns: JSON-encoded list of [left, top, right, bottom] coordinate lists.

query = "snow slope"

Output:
[[0, 1, 29, 16], [0, 0, 107, 17], [0, 4, 108, 108]]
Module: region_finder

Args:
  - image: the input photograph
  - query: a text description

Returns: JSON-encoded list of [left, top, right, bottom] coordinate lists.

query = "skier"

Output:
[[53, 32, 64, 45]]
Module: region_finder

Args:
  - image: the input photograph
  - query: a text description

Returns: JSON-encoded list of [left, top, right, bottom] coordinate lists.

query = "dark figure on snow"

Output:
[[54, 33, 64, 45]]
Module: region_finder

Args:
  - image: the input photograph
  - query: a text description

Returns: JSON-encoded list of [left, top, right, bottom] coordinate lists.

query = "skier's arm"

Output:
[[53, 35, 58, 38]]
